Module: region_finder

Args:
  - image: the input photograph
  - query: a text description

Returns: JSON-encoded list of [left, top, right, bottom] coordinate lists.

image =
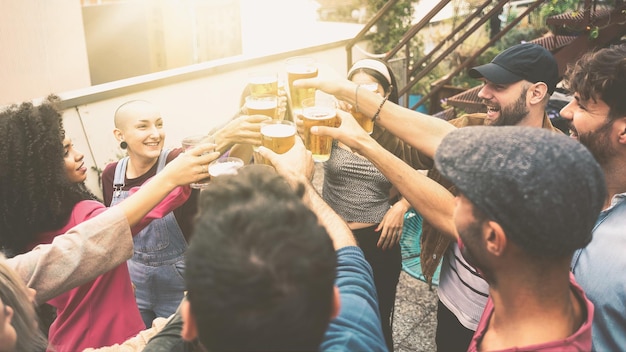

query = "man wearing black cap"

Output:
[[295, 42, 563, 351], [559, 44, 626, 351], [434, 126, 604, 351]]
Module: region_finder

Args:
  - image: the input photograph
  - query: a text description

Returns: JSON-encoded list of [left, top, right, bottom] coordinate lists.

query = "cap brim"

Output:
[[469, 63, 523, 84]]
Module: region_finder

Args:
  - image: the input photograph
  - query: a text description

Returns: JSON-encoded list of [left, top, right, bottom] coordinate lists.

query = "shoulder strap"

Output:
[[155, 149, 171, 173], [113, 157, 130, 190]]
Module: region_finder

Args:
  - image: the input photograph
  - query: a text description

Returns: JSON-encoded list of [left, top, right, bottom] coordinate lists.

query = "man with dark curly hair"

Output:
[[559, 44, 626, 351]]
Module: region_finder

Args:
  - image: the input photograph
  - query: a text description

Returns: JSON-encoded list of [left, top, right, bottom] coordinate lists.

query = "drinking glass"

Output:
[[300, 96, 337, 162], [286, 57, 318, 114]]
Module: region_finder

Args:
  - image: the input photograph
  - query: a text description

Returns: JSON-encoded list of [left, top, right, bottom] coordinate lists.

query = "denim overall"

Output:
[[111, 149, 187, 328]]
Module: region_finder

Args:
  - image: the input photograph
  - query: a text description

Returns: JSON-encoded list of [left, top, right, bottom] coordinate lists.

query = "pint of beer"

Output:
[[286, 57, 318, 113], [301, 97, 337, 162], [351, 83, 379, 134], [260, 120, 296, 165], [245, 94, 279, 120], [248, 72, 279, 96]]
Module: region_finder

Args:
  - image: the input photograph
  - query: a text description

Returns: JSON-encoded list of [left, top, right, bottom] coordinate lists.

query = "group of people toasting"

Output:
[[0, 42, 624, 352]]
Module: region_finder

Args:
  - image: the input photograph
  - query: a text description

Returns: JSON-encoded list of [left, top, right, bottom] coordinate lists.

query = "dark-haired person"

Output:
[[176, 138, 387, 351], [0, 96, 219, 351], [317, 58, 410, 350], [436, 126, 603, 351], [560, 44, 626, 351]]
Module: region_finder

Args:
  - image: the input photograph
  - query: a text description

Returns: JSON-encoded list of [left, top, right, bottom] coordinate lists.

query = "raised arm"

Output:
[[294, 77, 457, 159], [8, 144, 218, 304], [259, 137, 357, 249], [310, 109, 458, 240]]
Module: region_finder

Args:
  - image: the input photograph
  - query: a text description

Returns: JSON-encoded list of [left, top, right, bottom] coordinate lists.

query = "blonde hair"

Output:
[[0, 254, 49, 351]]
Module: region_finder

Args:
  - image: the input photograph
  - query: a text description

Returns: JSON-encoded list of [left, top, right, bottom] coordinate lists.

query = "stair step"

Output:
[[445, 86, 484, 113], [528, 35, 579, 51], [546, 5, 616, 29]]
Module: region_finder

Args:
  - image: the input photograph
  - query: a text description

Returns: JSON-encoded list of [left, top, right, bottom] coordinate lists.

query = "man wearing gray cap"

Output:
[[434, 126, 605, 351], [295, 42, 562, 351], [559, 44, 626, 351]]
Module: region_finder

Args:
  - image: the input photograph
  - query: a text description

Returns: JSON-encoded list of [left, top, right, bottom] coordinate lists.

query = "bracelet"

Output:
[[354, 84, 360, 113], [371, 90, 391, 122]]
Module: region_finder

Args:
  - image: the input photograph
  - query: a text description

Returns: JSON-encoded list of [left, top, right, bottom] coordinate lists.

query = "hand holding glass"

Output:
[[300, 97, 338, 162], [182, 134, 215, 189]]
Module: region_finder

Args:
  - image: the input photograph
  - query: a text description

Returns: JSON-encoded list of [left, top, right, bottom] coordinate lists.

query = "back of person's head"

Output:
[[0, 95, 93, 256], [185, 165, 337, 351], [563, 44, 626, 120], [0, 256, 48, 351], [348, 58, 399, 104], [435, 126, 606, 259]]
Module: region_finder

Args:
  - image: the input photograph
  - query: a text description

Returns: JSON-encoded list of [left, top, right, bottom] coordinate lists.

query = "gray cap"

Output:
[[435, 126, 606, 257]]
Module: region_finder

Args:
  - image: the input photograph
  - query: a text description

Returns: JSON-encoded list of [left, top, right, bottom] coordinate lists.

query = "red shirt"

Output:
[[468, 273, 594, 352], [30, 185, 189, 351]]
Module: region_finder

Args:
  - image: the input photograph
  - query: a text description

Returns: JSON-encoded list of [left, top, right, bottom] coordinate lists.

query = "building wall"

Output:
[[0, 0, 91, 105]]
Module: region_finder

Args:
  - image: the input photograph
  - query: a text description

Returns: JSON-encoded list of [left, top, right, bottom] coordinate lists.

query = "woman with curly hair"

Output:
[[0, 96, 219, 351]]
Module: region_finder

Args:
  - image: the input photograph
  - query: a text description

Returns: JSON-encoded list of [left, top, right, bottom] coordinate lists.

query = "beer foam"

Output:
[[249, 75, 277, 84], [262, 124, 296, 138], [209, 160, 242, 177], [303, 107, 335, 119], [247, 100, 278, 109]]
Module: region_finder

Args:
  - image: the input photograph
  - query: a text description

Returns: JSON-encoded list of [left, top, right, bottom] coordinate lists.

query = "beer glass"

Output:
[[182, 134, 215, 189], [260, 120, 296, 165], [248, 72, 279, 96], [245, 94, 279, 120], [301, 97, 337, 162], [209, 157, 244, 178], [351, 83, 379, 134], [286, 57, 318, 114]]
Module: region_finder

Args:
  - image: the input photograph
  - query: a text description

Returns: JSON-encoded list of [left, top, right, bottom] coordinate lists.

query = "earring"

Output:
[[120, 141, 128, 149]]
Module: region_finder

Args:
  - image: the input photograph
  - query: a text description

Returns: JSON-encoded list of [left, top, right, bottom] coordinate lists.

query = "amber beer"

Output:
[[302, 104, 337, 162], [245, 94, 279, 120], [260, 121, 296, 164], [351, 83, 379, 134], [286, 57, 318, 113], [248, 72, 279, 96]]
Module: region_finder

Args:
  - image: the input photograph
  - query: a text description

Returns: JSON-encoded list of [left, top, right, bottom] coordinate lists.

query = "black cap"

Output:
[[469, 43, 559, 94]]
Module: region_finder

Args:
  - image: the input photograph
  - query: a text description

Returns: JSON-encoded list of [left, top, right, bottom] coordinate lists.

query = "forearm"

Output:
[[117, 172, 180, 227], [8, 207, 133, 304], [299, 177, 357, 250], [360, 140, 458, 240], [342, 82, 456, 159]]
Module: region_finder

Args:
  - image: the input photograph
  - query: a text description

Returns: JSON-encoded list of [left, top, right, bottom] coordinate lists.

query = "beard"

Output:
[[485, 88, 530, 126], [577, 119, 617, 166]]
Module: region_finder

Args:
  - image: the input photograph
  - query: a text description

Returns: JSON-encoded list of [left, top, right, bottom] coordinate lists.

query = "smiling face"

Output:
[[478, 79, 531, 126], [63, 137, 87, 183], [114, 101, 165, 162], [560, 93, 617, 166]]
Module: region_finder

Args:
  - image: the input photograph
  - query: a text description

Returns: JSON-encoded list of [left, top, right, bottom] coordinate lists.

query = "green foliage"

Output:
[[540, 0, 580, 19], [367, 0, 415, 53]]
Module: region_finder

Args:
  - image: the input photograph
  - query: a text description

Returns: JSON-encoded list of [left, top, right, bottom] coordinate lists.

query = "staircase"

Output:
[[347, 0, 626, 119]]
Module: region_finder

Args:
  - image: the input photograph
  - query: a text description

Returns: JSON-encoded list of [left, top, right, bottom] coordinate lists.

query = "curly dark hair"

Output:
[[0, 95, 97, 256], [563, 44, 626, 120], [186, 165, 337, 351]]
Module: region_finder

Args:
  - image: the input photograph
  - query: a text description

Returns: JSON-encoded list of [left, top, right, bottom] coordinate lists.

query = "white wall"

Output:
[[61, 43, 362, 197]]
